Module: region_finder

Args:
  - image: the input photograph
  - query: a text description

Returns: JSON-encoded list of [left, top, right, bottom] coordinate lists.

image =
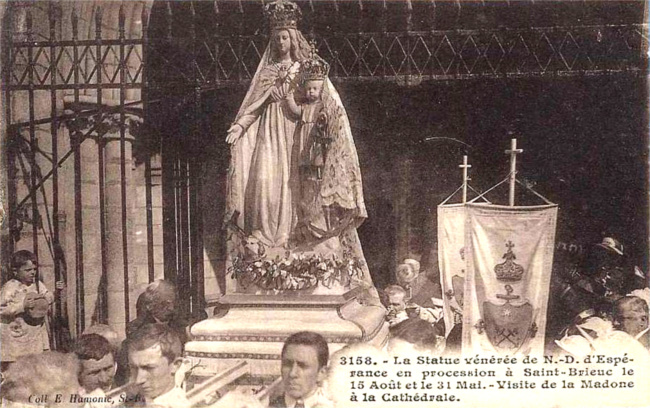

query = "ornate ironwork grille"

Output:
[[3, 2, 150, 340], [147, 0, 648, 89]]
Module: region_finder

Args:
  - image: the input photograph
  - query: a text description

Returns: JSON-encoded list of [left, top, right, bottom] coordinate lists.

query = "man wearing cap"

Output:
[[584, 237, 637, 297], [555, 236, 636, 328]]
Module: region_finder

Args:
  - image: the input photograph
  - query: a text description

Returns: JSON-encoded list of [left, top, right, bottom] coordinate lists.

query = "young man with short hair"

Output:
[[75, 334, 117, 394], [126, 323, 190, 408], [270, 331, 332, 408]]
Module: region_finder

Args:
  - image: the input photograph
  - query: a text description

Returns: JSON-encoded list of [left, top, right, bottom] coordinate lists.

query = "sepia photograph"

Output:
[[0, 0, 648, 407]]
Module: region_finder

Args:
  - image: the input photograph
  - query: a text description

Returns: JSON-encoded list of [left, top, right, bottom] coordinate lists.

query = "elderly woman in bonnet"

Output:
[[395, 259, 444, 323], [385, 259, 445, 342]]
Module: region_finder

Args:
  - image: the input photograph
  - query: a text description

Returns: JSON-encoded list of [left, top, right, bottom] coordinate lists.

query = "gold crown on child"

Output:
[[301, 43, 330, 81], [264, 0, 301, 31]]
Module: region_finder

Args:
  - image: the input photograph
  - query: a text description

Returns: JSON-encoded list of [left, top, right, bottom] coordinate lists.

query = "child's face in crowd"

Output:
[[616, 305, 649, 336], [15, 260, 37, 285], [304, 80, 323, 102]]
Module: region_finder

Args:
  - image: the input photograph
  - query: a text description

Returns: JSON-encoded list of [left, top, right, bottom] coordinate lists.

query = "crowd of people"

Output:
[[0, 249, 203, 408], [379, 237, 649, 358], [549, 237, 649, 356], [0, 237, 648, 407]]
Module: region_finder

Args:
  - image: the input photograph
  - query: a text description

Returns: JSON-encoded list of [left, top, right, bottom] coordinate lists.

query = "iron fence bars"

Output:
[[71, 6, 85, 335], [48, 2, 71, 350], [188, 2, 202, 319], [95, 7, 108, 325], [141, 6, 155, 285], [4, 2, 150, 338], [25, 11, 39, 262], [118, 4, 131, 328], [3, 5, 13, 271], [189, 159, 204, 317], [10, 3, 646, 95]]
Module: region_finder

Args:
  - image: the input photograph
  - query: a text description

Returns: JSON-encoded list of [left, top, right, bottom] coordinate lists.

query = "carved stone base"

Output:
[[185, 288, 389, 380]]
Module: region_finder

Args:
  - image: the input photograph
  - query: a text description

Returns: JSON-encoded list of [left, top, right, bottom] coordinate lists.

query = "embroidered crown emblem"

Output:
[[494, 241, 525, 281], [301, 42, 330, 82], [264, 0, 301, 31]]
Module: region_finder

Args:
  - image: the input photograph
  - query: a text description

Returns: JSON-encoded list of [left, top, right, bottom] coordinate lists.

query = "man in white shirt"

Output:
[[126, 323, 190, 408], [269, 331, 332, 408]]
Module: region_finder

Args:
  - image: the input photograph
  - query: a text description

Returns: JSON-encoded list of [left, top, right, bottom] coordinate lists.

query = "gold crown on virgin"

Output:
[[264, 0, 302, 31], [301, 43, 330, 82]]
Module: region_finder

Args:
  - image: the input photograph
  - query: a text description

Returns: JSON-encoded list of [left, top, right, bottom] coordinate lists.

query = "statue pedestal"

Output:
[[185, 287, 389, 382]]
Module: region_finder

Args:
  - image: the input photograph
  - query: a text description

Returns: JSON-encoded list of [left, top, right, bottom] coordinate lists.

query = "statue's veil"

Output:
[[233, 28, 311, 123], [226, 28, 311, 232]]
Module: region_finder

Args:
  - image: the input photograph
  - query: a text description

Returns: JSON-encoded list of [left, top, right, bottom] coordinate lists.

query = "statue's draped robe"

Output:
[[225, 30, 374, 293], [231, 62, 299, 246]]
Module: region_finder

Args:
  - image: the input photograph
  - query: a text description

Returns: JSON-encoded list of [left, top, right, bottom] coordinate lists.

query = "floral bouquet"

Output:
[[228, 251, 365, 292]]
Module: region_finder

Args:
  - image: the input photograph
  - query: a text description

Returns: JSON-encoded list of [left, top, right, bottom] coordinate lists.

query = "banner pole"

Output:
[[460, 155, 471, 204], [505, 138, 523, 207]]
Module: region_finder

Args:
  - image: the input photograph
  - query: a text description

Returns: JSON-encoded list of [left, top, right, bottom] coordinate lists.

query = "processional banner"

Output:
[[437, 204, 467, 336], [461, 203, 557, 356]]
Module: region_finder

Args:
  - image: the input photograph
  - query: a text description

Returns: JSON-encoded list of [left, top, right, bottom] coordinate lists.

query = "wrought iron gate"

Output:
[[3, 2, 154, 340]]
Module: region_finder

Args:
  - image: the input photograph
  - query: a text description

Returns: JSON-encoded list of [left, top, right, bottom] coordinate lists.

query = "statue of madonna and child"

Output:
[[224, 0, 376, 297]]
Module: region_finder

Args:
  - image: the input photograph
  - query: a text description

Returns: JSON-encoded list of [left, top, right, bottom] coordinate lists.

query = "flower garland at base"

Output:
[[228, 251, 365, 291]]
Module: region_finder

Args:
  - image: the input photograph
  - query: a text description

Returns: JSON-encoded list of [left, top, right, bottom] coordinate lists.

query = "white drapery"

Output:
[[437, 204, 467, 337], [461, 203, 558, 356]]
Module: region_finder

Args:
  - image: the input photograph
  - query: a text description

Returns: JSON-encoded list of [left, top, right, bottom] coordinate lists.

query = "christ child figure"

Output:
[[284, 47, 334, 243], [285, 48, 330, 182]]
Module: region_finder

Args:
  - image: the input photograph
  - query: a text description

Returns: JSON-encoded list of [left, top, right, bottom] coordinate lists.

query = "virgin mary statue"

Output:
[[225, 0, 374, 293]]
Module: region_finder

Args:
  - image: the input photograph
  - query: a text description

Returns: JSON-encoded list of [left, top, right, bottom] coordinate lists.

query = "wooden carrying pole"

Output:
[[505, 138, 522, 206], [187, 361, 249, 407], [459, 155, 471, 204]]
